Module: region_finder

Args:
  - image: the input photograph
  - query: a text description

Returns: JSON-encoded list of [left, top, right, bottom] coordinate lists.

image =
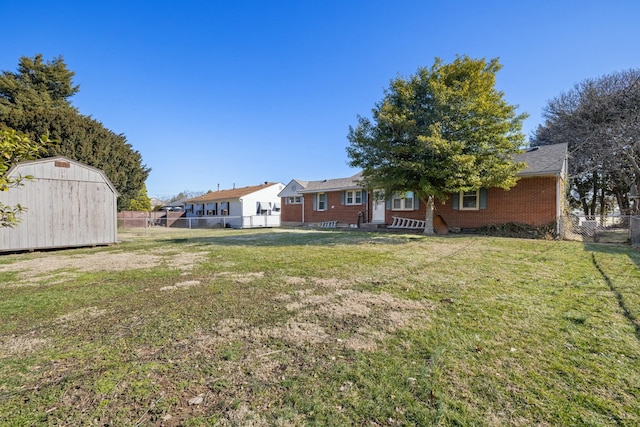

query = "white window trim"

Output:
[[391, 192, 415, 211], [459, 190, 480, 210], [345, 190, 362, 206], [317, 192, 327, 211], [287, 196, 302, 204]]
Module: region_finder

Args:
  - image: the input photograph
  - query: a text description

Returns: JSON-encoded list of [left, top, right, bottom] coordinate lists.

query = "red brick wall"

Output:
[[384, 176, 559, 229], [280, 197, 303, 222], [303, 192, 367, 225], [279, 176, 559, 229]]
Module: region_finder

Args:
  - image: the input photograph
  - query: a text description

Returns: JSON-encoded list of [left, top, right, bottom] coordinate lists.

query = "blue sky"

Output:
[[3, 1, 639, 199]]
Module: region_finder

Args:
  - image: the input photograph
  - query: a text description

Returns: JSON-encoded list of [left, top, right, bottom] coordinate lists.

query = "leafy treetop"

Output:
[[0, 54, 79, 112], [0, 55, 150, 210], [346, 55, 526, 232]]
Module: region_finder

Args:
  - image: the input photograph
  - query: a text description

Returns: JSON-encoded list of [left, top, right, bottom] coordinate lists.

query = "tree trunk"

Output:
[[589, 171, 598, 219], [599, 185, 606, 226], [423, 195, 435, 235]]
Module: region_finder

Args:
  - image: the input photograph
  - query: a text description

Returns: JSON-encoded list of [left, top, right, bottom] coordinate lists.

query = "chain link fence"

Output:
[[562, 214, 637, 245]]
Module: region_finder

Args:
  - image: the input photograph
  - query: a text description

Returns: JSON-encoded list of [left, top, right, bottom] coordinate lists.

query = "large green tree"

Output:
[[0, 55, 150, 210], [0, 128, 48, 227], [347, 56, 527, 234]]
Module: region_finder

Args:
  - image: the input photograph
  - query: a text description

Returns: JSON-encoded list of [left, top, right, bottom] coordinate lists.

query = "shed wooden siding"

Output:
[[0, 158, 118, 252]]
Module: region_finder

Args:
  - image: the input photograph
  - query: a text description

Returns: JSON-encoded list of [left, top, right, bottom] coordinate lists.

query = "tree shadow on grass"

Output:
[[585, 243, 640, 341]]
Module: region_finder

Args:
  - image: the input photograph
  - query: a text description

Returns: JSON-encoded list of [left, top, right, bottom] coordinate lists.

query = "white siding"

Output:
[[240, 185, 284, 217]]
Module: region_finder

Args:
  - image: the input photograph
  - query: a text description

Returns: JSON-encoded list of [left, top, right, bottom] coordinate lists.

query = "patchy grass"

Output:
[[0, 228, 639, 425]]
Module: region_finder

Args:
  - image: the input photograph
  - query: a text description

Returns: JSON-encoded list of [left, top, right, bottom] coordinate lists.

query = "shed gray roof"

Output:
[[7, 156, 119, 195], [297, 171, 364, 193], [515, 143, 567, 177]]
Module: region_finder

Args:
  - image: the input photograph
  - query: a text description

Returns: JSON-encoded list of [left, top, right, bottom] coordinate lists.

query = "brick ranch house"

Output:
[[278, 143, 568, 233]]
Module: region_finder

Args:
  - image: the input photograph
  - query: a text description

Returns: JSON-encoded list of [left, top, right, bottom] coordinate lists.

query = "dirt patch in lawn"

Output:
[[54, 306, 108, 325], [0, 249, 208, 282], [196, 288, 433, 355], [0, 334, 49, 357], [160, 280, 202, 291]]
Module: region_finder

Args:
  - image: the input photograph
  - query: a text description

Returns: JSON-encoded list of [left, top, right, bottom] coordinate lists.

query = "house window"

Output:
[[206, 210, 214, 216], [257, 201, 271, 215], [460, 190, 480, 210], [346, 190, 362, 205], [317, 193, 327, 211], [287, 196, 301, 204], [392, 191, 414, 211]]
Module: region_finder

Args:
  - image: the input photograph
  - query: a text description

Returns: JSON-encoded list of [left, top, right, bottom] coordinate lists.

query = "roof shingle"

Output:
[[515, 143, 567, 176], [297, 172, 363, 193], [186, 182, 279, 203]]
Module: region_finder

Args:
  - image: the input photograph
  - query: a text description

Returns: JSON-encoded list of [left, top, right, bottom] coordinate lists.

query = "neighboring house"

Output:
[[1, 157, 119, 252], [279, 143, 568, 233], [184, 182, 284, 228], [278, 172, 372, 226]]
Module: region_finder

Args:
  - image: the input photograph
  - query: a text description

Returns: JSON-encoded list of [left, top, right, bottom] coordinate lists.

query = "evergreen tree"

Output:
[[0, 54, 79, 112], [0, 55, 150, 210]]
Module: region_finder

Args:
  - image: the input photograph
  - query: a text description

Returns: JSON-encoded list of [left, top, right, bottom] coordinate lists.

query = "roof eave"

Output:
[[298, 184, 364, 193], [517, 171, 563, 178]]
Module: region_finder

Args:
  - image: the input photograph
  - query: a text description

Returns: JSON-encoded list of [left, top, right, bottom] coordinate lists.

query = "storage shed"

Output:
[[0, 157, 119, 252]]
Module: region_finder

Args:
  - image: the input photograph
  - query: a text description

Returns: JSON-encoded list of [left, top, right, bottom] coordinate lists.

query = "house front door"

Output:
[[371, 194, 385, 223]]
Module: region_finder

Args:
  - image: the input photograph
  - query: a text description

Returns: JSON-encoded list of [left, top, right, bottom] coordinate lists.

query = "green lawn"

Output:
[[0, 228, 638, 426]]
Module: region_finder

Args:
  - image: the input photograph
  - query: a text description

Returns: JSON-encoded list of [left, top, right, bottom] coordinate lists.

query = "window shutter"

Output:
[[341, 191, 345, 205], [386, 197, 392, 210], [452, 193, 459, 210], [479, 188, 488, 209], [415, 196, 419, 210], [313, 194, 317, 211], [362, 190, 367, 205]]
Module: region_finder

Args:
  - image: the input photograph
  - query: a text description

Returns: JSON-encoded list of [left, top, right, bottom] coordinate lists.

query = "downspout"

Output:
[[556, 175, 562, 237], [366, 190, 369, 223], [557, 152, 569, 237]]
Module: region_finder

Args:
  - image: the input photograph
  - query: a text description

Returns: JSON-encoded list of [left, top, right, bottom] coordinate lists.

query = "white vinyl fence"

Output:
[[152, 215, 280, 229]]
